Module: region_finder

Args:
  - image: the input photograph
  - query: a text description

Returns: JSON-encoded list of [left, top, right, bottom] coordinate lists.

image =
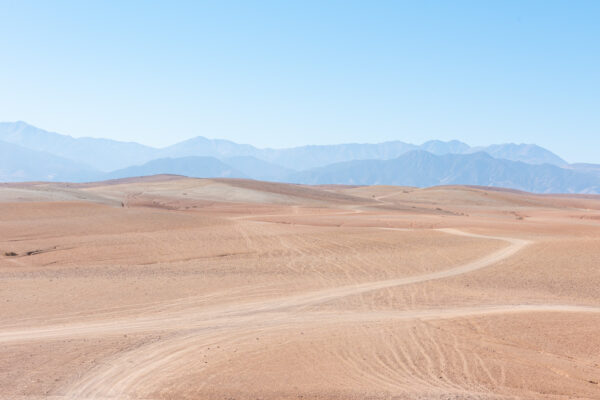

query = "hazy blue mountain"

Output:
[[223, 156, 294, 182], [0, 140, 100, 182], [0, 121, 589, 193], [288, 151, 600, 194], [569, 163, 600, 178], [161, 138, 567, 170], [163, 138, 420, 170], [265, 141, 567, 170], [420, 140, 470, 155], [0, 121, 569, 170], [470, 143, 567, 166], [106, 156, 247, 180], [0, 121, 159, 171], [161, 137, 567, 170], [259, 141, 419, 170], [161, 136, 261, 159]]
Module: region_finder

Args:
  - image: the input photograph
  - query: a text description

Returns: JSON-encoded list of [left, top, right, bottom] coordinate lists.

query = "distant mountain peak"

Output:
[[471, 143, 567, 166], [288, 150, 599, 194], [0, 121, 590, 192], [107, 156, 247, 180], [419, 140, 470, 155]]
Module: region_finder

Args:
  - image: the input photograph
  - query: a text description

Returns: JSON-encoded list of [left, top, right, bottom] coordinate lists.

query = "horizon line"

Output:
[[1, 120, 550, 154]]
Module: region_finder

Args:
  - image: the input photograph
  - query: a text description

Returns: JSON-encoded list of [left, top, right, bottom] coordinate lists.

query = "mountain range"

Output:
[[1, 121, 598, 194], [289, 151, 599, 194]]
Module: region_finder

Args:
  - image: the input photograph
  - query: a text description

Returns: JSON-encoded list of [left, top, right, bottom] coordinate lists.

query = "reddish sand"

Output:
[[1, 176, 599, 399]]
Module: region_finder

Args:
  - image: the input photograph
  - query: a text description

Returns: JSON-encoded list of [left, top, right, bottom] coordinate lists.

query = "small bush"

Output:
[[4, 251, 18, 257]]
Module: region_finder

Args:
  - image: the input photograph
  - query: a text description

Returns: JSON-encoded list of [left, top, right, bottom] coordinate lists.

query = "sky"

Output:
[[1, 0, 599, 163]]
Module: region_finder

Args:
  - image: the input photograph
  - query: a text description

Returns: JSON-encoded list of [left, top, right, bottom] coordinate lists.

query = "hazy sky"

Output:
[[1, 0, 599, 162]]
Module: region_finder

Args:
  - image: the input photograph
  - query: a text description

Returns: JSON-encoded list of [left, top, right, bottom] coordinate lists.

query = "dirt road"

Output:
[[2, 179, 600, 399]]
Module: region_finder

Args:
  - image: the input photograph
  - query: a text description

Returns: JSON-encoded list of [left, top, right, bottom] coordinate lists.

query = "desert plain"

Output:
[[0, 175, 599, 400]]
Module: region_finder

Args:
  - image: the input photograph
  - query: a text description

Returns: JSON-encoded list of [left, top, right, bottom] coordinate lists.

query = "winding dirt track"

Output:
[[0, 226, 583, 399], [3, 181, 600, 400], [0, 228, 528, 345]]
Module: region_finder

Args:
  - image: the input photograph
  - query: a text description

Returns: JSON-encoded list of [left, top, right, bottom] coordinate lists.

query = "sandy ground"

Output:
[[1, 176, 599, 400]]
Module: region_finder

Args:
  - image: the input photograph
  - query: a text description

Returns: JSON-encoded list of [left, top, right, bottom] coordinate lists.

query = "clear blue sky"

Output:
[[1, 1, 598, 162]]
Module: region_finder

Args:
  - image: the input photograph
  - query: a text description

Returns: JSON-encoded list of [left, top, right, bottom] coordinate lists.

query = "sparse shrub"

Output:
[[4, 251, 17, 257]]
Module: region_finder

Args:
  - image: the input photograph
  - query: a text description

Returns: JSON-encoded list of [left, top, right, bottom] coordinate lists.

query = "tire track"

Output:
[[3, 227, 597, 399], [0, 228, 527, 344]]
